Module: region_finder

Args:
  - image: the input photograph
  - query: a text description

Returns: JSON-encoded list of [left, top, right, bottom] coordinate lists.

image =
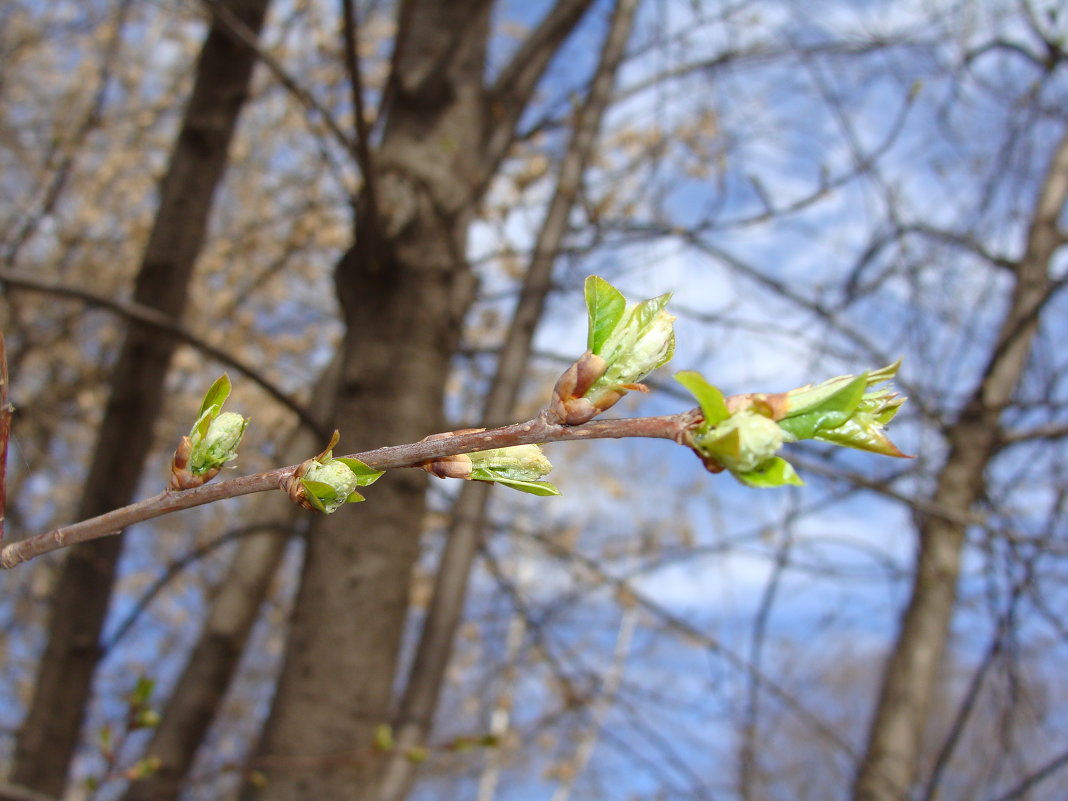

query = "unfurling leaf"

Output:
[[779, 360, 909, 457], [674, 371, 729, 426], [552, 276, 676, 424], [170, 375, 248, 490]]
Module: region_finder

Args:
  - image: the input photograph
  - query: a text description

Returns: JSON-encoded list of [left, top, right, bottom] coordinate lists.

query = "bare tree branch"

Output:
[[852, 125, 1068, 801], [524, 526, 859, 761], [339, 0, 378, 216], [1, 0, 134, 267], [988, 747, 1068, 801], [200, 0, 358, 156], [0, 268, 324, 437], [477, 0, 596, 190]]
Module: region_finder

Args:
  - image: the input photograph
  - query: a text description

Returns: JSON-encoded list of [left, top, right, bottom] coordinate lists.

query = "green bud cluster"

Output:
[[676, 361, 908, 488], [170, 375, 249, 490], [282, 430, 384, 513], [551, 276, 676, 425], [189, 411, 247, 475], [468, 443, 558, 496]]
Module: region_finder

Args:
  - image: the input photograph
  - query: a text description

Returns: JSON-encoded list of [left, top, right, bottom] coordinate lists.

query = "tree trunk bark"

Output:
[[852, 127, 1068, 801], [243, 1, 598, 796], [243, 3, 491, 798], [377, 2, 639, 798], [10, 0, 271, 794]]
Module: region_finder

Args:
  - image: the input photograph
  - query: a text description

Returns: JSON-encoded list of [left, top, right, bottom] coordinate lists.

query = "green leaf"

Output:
[[675, 371, 730, 427], [585, 275, 626, 354], [470, 467, 561, 496], [130, 676, 155, 706], [301, 479, 338, 502], [128, 756, 162, 779], [811, 414, 909, 457], [191, 407, 216, 440], [629, 292, 671, 333], [199, 374, 232, 419], [867, 359, 903, 386], [344, 490, 366, 503], [778, 373, 868, 440], [405, 747, 429, 764], [335, 457, 384, 486], [134, 709, 161, 729], [299, 479, 329, 513], [374, 724, 395, 752], [733, 457, 804, 488], [495, 478, 561, 496]]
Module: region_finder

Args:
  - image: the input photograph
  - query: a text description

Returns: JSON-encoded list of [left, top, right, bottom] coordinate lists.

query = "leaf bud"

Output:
[[469, 443, 553, 481], [281, 430, 384, 513], [690, 410, 785, 473], [169, 375, 248, 490], [550, 276, 675, 425]]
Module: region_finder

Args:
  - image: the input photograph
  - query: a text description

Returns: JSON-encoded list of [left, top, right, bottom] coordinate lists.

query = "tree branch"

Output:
[[0, 267, 324, 437], [0, 333, 10, 544], [338, 0, 378, 215], [477, 0, 596, 189], [0, 410, 694, 568], [200, 0, 358, 156]]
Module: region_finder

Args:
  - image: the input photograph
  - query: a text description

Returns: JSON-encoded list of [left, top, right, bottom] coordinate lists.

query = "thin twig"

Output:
[[200, 0, 357, 155], [524, 527, 859, 761], [0, 333, 11, 544], [339, 0, 378, 217], [0, 267, 324, 437], [0, 410, 694, 568]]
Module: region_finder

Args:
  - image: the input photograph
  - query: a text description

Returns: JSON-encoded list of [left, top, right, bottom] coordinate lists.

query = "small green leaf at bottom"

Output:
[[733, 457, 804, 489], [470, 468, 561, 496]]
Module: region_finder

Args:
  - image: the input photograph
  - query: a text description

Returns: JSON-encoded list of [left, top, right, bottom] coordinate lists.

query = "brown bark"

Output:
[[852, 128, 1068, 801], [377, 2, 638, 798], [10, 0, 272, 794], [243, 3, 597, 798], [243, 2, 491, 797]]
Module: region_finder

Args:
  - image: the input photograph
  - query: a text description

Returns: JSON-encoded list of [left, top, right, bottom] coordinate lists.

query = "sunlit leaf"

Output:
[[675, 371, 730, 427], [299, 479, 329, 512], [198, 374, 231, 419], [470, 467, 561, 496], [733, 457, 804, 488], [778, 373, 867, 440], [336, 457, 385, 486], [585, 275, 626, 354]]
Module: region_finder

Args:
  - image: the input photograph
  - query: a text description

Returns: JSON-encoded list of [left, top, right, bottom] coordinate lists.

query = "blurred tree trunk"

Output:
[[852, 127, 1068, 801], [244, 2, 593, 798], [10, 0, 272, 794], [377, 1, 639, 798]]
